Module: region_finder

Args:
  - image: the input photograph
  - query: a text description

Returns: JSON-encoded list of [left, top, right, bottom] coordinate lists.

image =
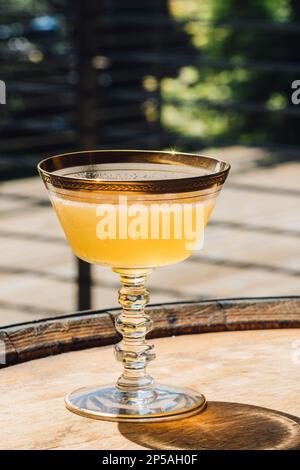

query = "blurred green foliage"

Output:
[[163, 0, 299, 146], [2, 0, 299, 147]]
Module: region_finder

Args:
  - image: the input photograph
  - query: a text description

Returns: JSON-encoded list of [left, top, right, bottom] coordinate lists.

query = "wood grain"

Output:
[[1, 297, 300, 367], [1, 329, 300, 450]]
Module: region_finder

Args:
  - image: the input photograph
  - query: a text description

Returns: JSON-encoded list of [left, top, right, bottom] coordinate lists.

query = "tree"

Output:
[[163, 0, 299, 147]]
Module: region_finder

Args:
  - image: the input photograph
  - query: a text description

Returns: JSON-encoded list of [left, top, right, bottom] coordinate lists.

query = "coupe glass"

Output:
[[38, 150, 230, 422]]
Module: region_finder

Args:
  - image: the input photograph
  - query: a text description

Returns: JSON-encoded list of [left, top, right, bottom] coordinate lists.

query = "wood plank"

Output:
[[1, 312, 118, 366], [1, 297, 300, 367], [1, 328, 300, 449]]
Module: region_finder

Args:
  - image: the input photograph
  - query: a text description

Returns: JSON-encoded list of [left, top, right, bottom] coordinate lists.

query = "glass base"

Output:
[[65, 384, 206, 422]]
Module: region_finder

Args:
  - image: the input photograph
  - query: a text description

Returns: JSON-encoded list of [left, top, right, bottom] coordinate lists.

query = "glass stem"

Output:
[[113, 268, 155, 400]]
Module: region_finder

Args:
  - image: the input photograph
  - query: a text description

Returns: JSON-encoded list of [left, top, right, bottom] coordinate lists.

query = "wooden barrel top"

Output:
[[1, 297, 300, 450]]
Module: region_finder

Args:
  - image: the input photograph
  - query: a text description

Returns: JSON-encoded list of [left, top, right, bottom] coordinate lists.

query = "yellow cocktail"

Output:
[[51, 191, 215, 268], [38, 150, 230, 423]]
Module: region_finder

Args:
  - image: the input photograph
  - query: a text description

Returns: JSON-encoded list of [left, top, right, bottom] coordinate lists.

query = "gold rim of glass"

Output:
[[38, 149, 230, 194]]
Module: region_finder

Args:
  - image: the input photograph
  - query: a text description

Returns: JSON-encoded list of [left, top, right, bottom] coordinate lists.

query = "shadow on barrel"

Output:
[[118, 401, 300, 450]]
